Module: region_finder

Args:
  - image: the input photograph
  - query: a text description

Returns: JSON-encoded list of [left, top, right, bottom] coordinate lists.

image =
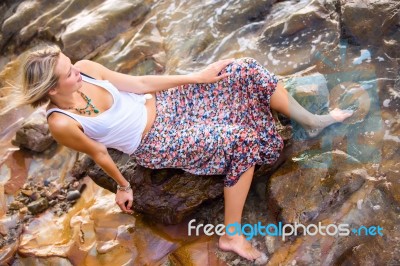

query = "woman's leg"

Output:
[[218, 165, 262, 260], [270, 81, 353, 137]]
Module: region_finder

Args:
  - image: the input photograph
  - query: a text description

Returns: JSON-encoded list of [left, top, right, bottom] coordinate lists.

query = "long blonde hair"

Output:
[[0, 45, 61, 115]]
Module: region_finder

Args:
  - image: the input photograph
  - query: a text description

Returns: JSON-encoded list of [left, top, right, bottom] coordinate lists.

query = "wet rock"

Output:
[[56, 195, 66, 201], [66, 190, 81, 201], [19, 206, 28, 214], [72, 149, 225, 224], [267, 150, 366, 223], [77, 183, 87, 193], [267, 185, 400, 265], [72, 181, 79, 189], [43, 187, 60, 200], [12, 109, 55, 152], [29, 191, 40, 201], [340, 0, 400, 57], [259, 0, 340, 75], [9, 201, 24, 210], [0, 214, 22, 264], [20, 189, 33, 197], [27, 197, 49, 215]]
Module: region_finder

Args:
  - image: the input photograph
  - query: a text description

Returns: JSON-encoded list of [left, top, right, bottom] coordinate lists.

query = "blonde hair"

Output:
[[0, 45, 61, 115]]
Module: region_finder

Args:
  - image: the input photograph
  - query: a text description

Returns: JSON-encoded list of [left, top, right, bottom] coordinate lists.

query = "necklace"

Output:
[[57, 91, 100, 115]]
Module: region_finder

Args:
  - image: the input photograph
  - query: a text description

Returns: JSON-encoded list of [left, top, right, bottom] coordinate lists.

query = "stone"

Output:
[[12, 109, 55, 152], [56, 195, 66, 201], [19, 207, 28, 214], [340, 0, 400, 57], [29, 191, 40, 201], [258, 0, 340, 75], [27, 198, 49, 215], [44, 187, 60, 200], [66, 190, 81, 201], [267, 150, 366, 223], [9, 201, 24, 210], [20, 189, 33, 197], [72, 149, 225, 224]]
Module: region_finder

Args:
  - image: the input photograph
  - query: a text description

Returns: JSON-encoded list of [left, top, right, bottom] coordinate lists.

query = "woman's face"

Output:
[[50, 52, 82, 96]]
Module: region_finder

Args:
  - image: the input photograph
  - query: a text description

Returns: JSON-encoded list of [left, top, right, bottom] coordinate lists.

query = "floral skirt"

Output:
[[131, 58, 284, 187]]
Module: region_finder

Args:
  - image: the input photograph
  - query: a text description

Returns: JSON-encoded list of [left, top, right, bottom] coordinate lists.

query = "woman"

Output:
[[4, 46, 352, 260]]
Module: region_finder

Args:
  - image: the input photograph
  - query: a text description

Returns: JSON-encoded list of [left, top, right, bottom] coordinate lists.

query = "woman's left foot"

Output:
[[305, 108, 354, 138]]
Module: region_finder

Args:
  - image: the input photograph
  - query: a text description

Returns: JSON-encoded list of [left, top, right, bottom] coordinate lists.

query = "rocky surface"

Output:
[[0, 0, 399, 265], [71, 149, 226, 224], [12, 108, 55, 152]]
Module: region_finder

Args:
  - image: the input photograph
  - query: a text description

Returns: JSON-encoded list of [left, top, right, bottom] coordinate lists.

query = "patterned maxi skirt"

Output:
[[131, 57, 284, 187]]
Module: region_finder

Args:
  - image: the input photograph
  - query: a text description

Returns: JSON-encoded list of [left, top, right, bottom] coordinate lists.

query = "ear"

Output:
[[48, 86, 58, 96]]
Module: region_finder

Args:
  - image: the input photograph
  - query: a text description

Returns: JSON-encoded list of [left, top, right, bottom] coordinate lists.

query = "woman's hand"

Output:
[[115, 189, 134, 214], [192, 58, 235, 83]]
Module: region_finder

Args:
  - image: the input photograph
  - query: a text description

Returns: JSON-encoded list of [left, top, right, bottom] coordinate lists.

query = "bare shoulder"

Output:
[[47, 112, 79, 136], [74, 59, 104, 80]]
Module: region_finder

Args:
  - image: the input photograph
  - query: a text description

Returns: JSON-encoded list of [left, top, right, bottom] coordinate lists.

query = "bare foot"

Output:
[[305, 108, 354, 138], [329, 108, 354, 122], [218, 234, 261, 261]]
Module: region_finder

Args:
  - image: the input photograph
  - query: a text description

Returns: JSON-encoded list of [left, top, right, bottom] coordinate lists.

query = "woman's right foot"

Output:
[[304, 108, 354, 138], [218, 234, 261, 261]]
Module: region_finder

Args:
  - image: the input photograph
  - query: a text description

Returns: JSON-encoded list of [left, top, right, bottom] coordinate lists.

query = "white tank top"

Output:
[[46, 74, 148, 155]]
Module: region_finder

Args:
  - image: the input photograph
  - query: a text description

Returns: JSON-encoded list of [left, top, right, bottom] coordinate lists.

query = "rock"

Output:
[[0, 215, 22, 264], [9, 201, 24, 210], [48, 200, 57, 207], [267, 150, 365, 223], [27, 198, 49, 215], [44, 187, 60, 200], [29, 191, 40, 201], [258, 0, 340, 75], [77, 183, 87, 194], [56, 195, 66, 201], [19, 207, 28, 214], [340, 0, 400, 57], [12, 109, 55, 152], [72, 181, 79, 189], [72, 148, 225, 224], [20, 189, 33, 197], [66, 190, 80, 201]]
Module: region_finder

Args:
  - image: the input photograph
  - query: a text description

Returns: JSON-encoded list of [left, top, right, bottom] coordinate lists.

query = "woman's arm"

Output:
[[48, 114, 133, 213], [75, 58, 234, 94]]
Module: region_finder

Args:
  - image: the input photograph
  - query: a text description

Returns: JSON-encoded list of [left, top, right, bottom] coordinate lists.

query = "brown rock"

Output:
[[341, 0, 400, 57], [72, 149, 225, 224], [56, 195, 66, 201], [12, 109, 55, 152], [267, 150, 365, 223], [44, 187, 60, 200], [29, 191, 40, 201], [20, 189, 33, 197], [19, 207, 28, 214], [27, 198, 49, 215], [8, 201, 24, 210]]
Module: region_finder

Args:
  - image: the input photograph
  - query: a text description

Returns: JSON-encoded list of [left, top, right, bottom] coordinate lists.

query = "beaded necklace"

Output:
[[56, 91, 100, 115]]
